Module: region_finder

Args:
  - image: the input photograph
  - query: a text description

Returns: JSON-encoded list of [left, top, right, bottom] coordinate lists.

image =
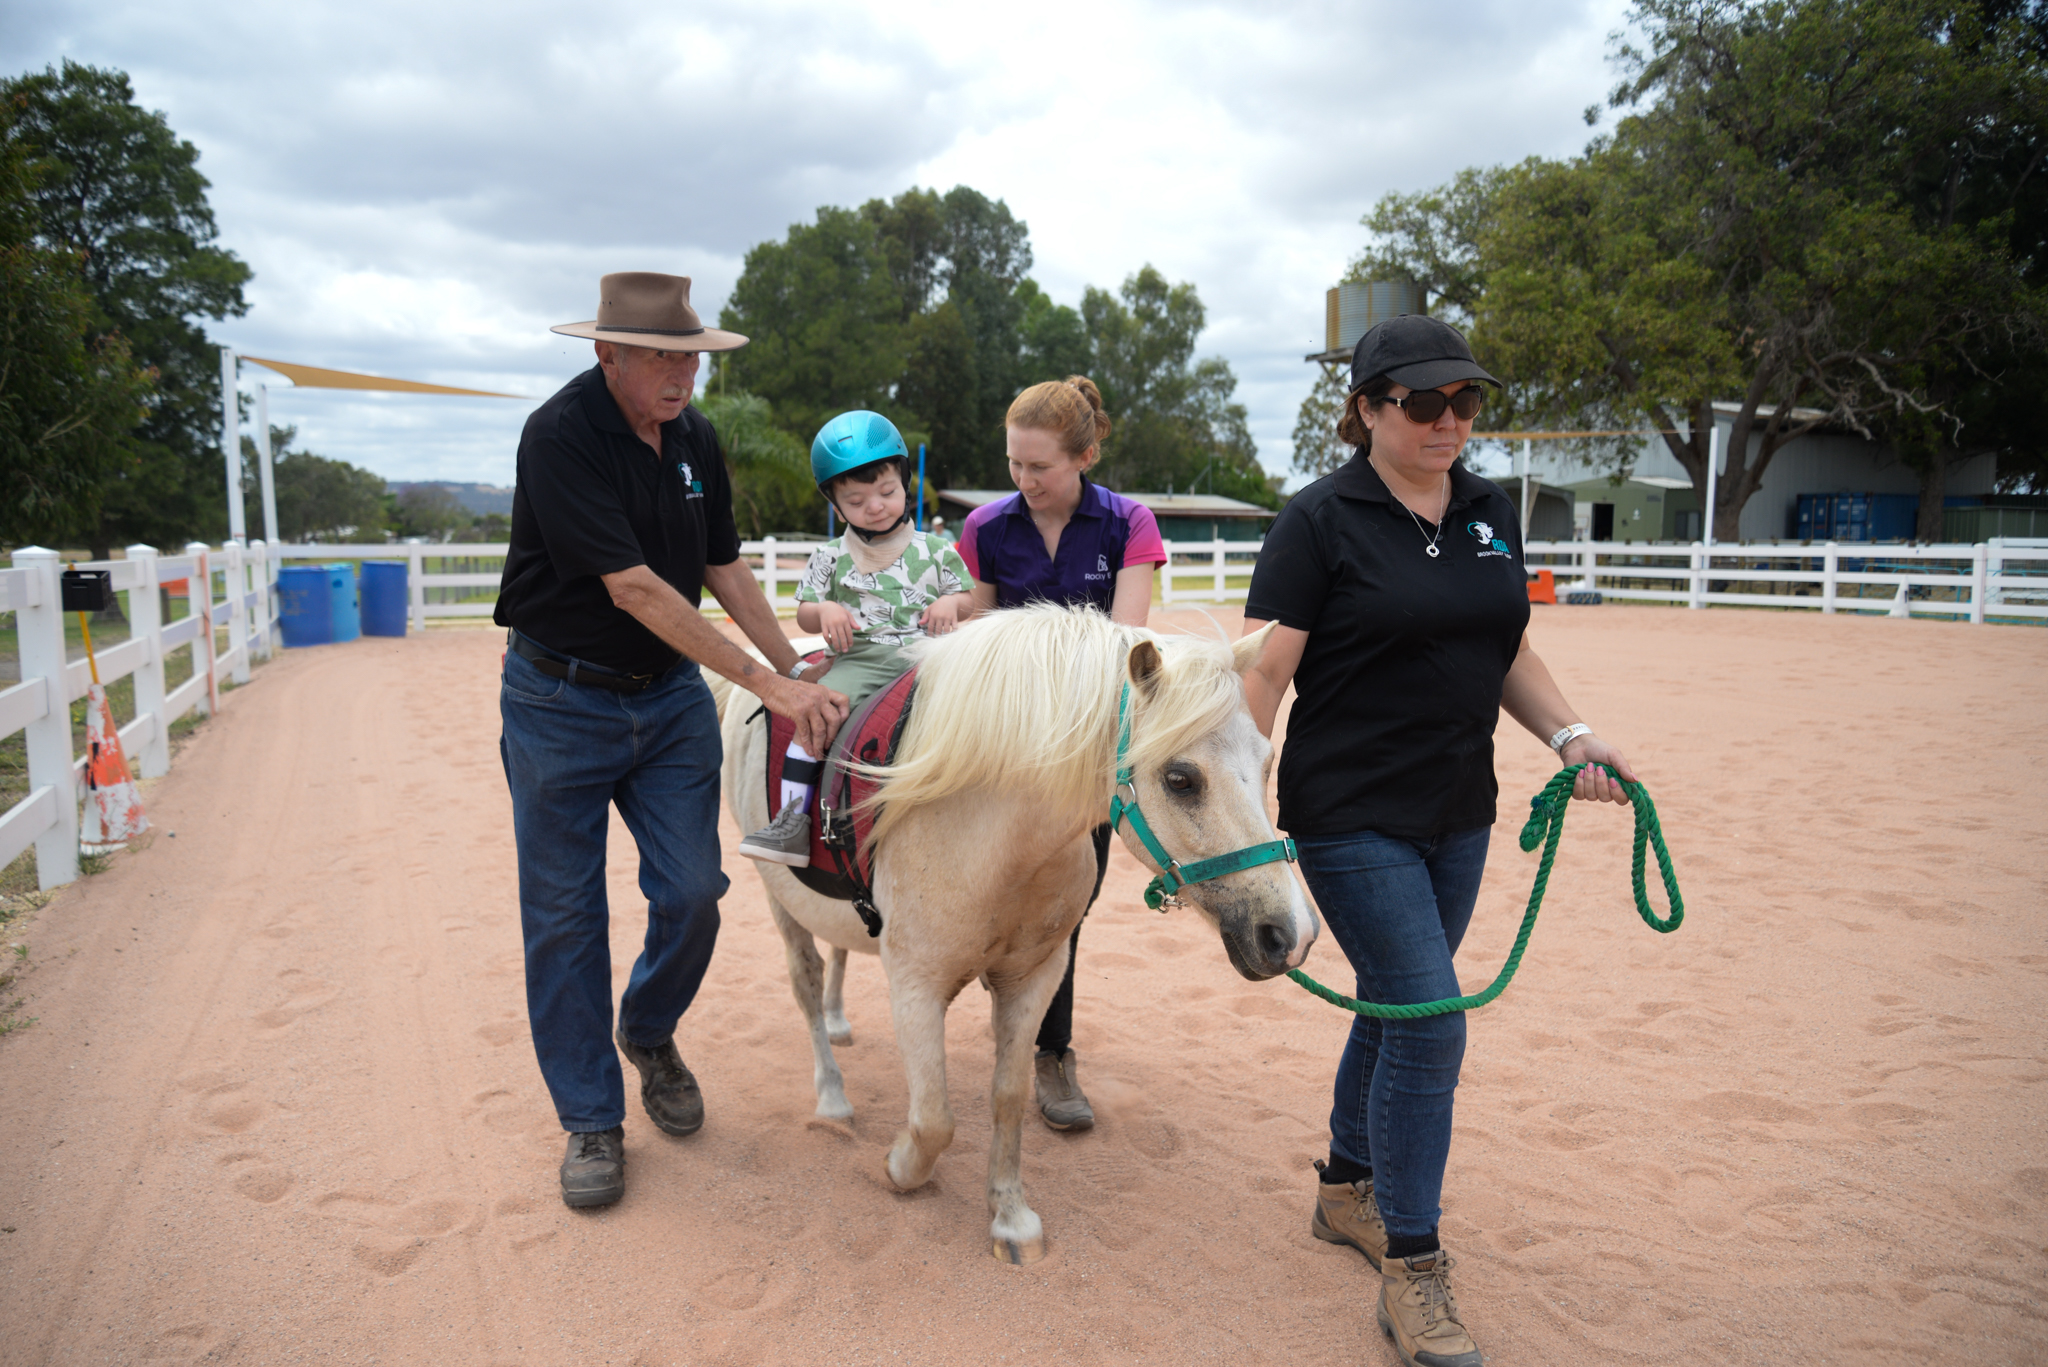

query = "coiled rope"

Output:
[[1285, 763, 1684, 1018]]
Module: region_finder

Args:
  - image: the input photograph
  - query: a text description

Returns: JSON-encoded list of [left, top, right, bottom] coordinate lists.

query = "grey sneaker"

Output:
[[560, 1126, 625, 1208], [1034, 1049, 1095, 1131], [739, 803, 811, 866], [614, 1029, 705, 1136]]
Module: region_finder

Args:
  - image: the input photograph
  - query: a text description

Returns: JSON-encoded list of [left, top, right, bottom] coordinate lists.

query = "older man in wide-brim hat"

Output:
[[495, 272, 848, 1209]]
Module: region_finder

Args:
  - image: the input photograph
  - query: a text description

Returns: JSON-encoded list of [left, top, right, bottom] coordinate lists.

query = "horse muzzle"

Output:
[[1209, 890, 1317, 982]]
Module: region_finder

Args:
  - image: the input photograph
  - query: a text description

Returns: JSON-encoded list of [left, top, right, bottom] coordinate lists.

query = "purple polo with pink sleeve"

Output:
[[957, 478, 1167, 611]]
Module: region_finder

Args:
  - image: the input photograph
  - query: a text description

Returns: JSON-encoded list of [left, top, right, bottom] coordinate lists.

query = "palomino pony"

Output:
[[718, 605, 1318, 1262]]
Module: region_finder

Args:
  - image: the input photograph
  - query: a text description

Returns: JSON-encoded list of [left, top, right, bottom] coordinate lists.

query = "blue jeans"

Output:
[[499, 645, 728, 1132], [1295, 826, 1490, 1238]]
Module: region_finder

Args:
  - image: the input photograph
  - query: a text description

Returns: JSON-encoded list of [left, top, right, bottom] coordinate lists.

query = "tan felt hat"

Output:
[[550, 272, 748, 352]]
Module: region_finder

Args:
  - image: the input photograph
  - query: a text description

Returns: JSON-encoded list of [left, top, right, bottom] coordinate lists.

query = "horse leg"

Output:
[[884, 983, 955, 1191], [985, 942, 1073, 1264], [766, 895, 853, 1120], [824, 945, 852, 1045]]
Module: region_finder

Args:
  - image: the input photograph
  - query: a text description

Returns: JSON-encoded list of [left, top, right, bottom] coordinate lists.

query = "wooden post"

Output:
[[125, 544, 171, 778], [226, 540, 251, 685], [187, 543, 218, 716], [409, 543, 427, 635], [1971, 543, 1988, 625], [11, 547, 79, 889]]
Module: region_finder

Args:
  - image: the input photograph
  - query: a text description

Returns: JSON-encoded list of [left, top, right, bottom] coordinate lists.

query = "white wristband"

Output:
[[1549, 723, 1592, 754]]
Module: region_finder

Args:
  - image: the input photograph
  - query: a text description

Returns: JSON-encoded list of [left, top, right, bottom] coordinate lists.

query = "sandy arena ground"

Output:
[[0, 604, 2042, 1366]]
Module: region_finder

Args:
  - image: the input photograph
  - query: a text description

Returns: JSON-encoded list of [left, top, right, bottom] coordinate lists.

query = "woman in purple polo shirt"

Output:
[[956, 376, 1166, 1131]]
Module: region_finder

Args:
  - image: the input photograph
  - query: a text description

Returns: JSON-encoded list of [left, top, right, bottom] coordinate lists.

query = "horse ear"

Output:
[[1232, 621, 1275, 677], [1127, 638, 1164, 698]]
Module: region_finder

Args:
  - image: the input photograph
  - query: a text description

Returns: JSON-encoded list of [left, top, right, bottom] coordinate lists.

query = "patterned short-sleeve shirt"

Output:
[[795, 529, 971, 651]]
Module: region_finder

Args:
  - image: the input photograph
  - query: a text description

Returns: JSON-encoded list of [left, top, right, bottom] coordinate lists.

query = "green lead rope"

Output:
[[1284, 763, 1685, 1019]]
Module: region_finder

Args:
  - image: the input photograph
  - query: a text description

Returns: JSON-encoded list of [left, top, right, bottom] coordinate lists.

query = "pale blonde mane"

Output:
[[860, 605, 1248, 848]]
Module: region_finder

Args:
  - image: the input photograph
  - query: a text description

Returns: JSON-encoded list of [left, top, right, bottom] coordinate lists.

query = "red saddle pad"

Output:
[[765, 656, 918, 889]]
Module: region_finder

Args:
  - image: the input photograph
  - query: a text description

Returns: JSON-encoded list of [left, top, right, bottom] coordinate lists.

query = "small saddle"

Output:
[[762, 654, 919, 919]]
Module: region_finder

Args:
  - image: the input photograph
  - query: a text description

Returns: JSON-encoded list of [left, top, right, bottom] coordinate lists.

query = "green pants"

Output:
[[816, 639, 914, 715]]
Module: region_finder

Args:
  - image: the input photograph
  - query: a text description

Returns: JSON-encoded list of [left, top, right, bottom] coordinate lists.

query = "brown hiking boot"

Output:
[[1033, 1049, 1094, 1130], [1377, 1247, 1483, 1367], [1310, 1159, 1386, 1269]]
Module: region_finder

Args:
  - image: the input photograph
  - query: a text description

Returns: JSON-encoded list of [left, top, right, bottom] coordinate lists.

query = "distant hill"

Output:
[[386, 481, 515, 516]]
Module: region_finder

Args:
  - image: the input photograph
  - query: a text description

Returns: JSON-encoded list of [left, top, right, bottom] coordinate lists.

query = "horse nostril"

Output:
[[1256, 921, 1291, 968]]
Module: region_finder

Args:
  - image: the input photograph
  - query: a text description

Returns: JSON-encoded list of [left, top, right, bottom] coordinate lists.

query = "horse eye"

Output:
[[1163, 767, 1199, 793]]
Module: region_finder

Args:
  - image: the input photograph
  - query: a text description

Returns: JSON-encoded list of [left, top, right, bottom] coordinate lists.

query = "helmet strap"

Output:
[[845, 510, 909, 542]]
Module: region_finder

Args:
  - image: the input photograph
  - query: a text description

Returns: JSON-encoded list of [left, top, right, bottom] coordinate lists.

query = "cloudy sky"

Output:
[[4, 0, 1633, 492]]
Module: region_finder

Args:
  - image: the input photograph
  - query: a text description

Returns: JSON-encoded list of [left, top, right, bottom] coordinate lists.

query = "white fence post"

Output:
[[1971, 543, 1988, 625], [762, 536, 779, 609], [225, 540, 251, 685], [11, 547, 79, 890], [1161, 545, 1176, 603], [409, 543, 427, 634], [186, 542, 217, 716], [1822, 542, 1839, 614], [1688, 542, 1705, 610], [1212, 538, 1226, 599], [125, 544, 171, 778], [247, 539, 271, 660], [1987, 537, 2004, 605]]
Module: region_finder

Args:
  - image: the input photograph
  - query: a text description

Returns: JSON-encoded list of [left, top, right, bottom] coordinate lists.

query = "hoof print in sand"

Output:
[[317, 1190, 479, 1275], [219, 1151, 294, 1204], [475, 1018, 523, 1047], [191, 1085, 283, 1136], [253, 970, 340, 1031]]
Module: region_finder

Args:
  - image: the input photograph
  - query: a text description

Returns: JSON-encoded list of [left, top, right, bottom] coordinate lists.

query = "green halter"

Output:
[[1108, 682, 1298, 911]]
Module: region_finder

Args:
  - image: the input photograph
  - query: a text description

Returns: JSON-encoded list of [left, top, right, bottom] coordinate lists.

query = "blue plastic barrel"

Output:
[[326, 564, 361, 643], [361, 561, 408, 637], [277, 566, 334, 647]]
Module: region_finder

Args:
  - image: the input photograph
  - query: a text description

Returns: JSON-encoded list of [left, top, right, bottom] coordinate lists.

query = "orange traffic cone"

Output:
[[77, 609, 148, 853]]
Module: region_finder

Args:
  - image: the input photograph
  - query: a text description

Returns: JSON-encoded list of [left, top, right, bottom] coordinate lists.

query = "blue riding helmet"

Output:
[[810, 410, 909, 489]]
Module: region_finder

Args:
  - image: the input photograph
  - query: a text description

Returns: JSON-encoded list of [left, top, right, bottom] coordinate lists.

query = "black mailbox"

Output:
[[60, 568, 115, 613]]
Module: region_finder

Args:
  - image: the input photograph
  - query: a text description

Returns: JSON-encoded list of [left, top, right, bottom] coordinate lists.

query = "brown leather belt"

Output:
[[507, 630, 665, 693]]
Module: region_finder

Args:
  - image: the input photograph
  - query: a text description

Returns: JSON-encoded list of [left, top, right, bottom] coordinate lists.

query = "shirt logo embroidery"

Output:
[[1096, 554, 1109, 572], [677, 461, 703, 498], [1467, 520, 1511, 557]]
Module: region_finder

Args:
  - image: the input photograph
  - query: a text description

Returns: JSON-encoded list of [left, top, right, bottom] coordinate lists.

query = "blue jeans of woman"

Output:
[[1294, 825, 1490, 1239], [499, 644, 728, 1133]]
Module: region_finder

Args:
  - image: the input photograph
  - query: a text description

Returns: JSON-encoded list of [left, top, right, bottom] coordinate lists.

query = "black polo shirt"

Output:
[[495, 366, 741, 675], [1245, 454, 1530, 839]]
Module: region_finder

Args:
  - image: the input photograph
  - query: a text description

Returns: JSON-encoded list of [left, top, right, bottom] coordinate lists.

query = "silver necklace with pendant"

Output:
[[1375, 458, 1449, 557]]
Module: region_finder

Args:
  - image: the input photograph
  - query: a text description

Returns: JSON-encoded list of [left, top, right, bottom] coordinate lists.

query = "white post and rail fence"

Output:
[[7, 534, 2045, 893]]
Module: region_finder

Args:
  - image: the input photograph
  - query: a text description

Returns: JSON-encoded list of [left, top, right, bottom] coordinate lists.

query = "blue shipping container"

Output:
[[1795, 492, 1919, 542]]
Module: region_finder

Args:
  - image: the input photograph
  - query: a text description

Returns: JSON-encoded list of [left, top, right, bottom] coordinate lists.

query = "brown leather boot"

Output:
[[1377, 1247, 1483, 1367], [1310, 1159, 1386, 1268], [1033, 1049, 1094, 1130]]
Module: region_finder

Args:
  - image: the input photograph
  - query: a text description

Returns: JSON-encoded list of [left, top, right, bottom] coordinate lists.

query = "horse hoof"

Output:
[[828, 1027, 853, 1046], [992, 1235, 1045, 1265]]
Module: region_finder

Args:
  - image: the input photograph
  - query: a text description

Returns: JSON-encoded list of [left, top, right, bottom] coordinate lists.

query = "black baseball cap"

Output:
[[1349, 314, 1501, 393]]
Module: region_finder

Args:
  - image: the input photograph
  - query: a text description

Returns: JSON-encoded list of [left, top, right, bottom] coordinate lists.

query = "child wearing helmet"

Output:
[[738, 410, 973, 867]]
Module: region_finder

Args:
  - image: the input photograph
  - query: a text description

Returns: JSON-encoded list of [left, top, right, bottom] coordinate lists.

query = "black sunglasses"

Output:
[[1372, 387, 1486, 424]]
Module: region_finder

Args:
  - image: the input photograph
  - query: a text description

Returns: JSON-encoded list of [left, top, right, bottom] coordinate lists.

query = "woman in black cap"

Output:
[[1241, 315, 1638, 1367]]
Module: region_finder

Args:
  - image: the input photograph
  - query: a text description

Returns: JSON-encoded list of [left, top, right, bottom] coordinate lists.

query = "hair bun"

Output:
[[1009, 376, 1113, 456]]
